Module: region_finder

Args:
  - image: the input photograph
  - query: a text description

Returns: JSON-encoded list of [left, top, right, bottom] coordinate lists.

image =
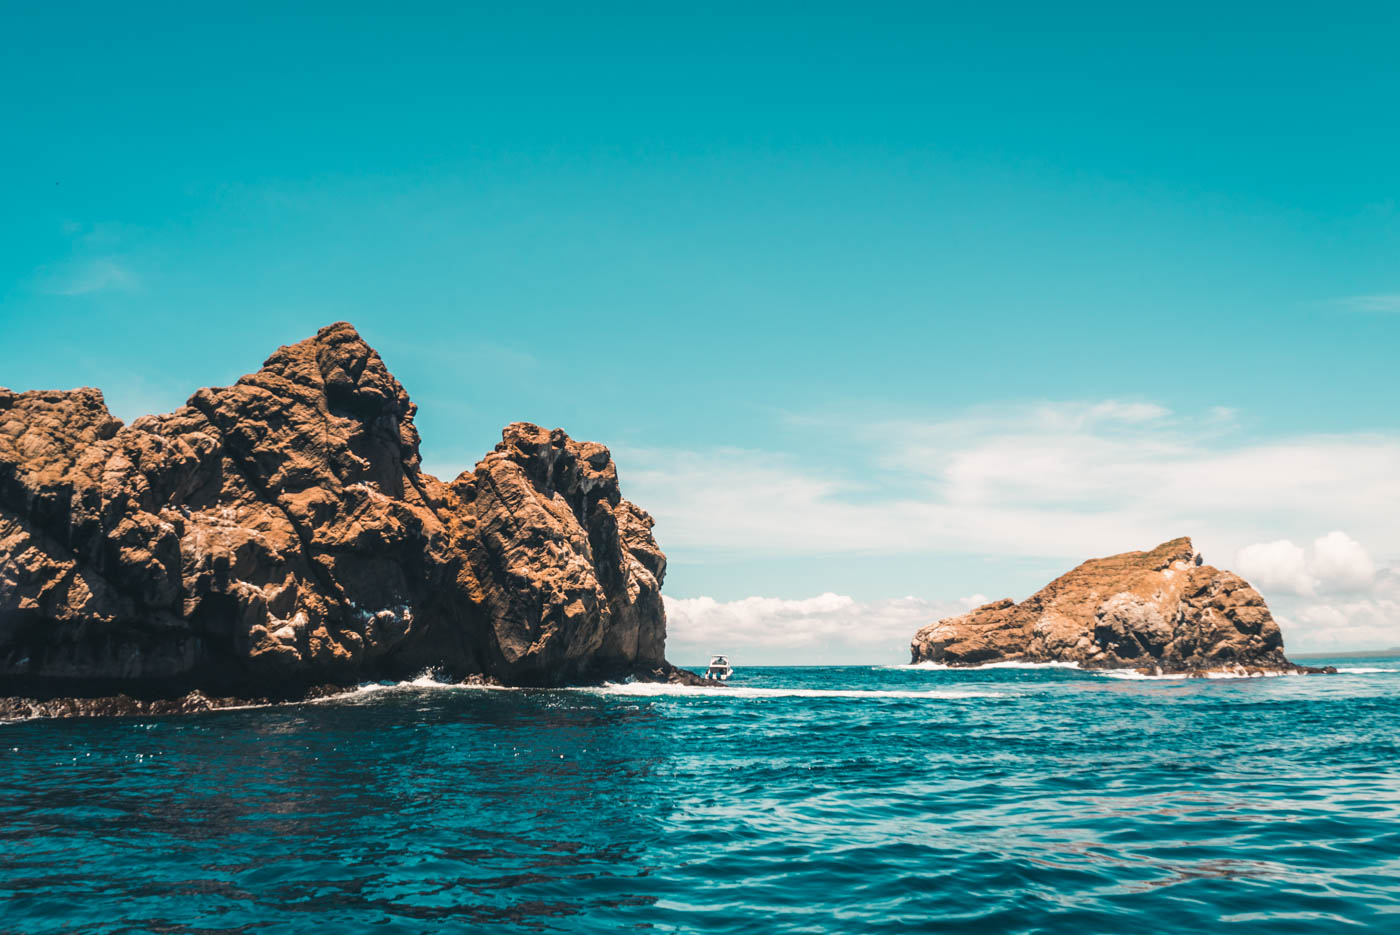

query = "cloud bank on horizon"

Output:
[[663, 592, 988, 667], [633, 399, 1400, 663]]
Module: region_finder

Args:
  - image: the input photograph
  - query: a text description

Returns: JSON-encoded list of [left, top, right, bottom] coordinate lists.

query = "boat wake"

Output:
[[577, 683, 1003, 700], [319, 677, 1002, 702]]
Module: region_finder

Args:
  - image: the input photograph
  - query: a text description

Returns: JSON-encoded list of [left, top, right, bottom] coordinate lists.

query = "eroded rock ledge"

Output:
[[910, 538, 1332, 676], [1, 322, 699, 715]]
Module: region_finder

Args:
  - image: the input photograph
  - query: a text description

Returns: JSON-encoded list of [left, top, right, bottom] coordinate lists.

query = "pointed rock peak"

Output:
[[1093, 536, 1193, 563], [1064, 537, 1196, 577], [316, 320, 364, 341], [1139, 536, 1195, 570], [230, 322, 411, 423]]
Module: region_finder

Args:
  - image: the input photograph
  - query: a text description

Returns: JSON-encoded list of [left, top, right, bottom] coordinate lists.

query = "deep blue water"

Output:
[[4, 661, 1400, 933]]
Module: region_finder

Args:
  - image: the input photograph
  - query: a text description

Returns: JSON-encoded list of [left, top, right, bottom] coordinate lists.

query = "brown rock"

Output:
[[910, 537, 1330, 675], [0, 323, 692, 709]]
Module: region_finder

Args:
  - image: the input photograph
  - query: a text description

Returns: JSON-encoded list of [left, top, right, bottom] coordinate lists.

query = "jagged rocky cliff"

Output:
[[0, 323, 695, 713], [910, 538, 1329, 675]]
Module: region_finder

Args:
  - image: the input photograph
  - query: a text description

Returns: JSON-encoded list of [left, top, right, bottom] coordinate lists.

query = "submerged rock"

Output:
[[910, 538, 1332, 675], [0, 322, 699, 711]]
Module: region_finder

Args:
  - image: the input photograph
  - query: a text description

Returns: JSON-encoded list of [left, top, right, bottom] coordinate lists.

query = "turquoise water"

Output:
[[4, 662, 1400, 933]]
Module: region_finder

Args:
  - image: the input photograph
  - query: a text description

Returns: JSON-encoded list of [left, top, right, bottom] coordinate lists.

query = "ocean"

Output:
[[4, 661, 1400, 933]]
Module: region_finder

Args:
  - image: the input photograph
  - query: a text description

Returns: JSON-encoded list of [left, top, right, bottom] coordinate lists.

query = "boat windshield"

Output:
[[709, 656, 728, 666]]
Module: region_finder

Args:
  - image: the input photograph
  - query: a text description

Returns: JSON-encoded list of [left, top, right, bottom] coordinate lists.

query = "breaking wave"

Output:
[[324, 676, 1001, 702], [576, 682, 1003, 700], [1090, 668, 1301, 681], [897, 661, 1390, 680]]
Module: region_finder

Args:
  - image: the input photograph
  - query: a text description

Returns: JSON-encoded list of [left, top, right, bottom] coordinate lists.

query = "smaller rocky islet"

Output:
[[910, 537, 1333, 676]]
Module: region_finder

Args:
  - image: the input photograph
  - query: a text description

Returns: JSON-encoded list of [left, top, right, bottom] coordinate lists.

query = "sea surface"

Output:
[[4, 661, 1400, 933]]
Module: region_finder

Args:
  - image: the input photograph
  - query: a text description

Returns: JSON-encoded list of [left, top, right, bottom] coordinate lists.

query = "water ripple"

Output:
[[3, 662, 1400, 932]]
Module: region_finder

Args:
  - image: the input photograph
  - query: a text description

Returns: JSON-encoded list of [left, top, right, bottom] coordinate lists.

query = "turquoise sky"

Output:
[[3, 3, 1398, 658]]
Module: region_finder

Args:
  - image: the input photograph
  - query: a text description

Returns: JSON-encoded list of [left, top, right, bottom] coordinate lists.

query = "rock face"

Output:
[[0, 322, 694, 709], [910, 538, 1325, 675]]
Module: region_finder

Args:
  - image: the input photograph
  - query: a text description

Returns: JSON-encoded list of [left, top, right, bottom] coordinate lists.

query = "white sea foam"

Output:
[[1093, 669, 1190, 681], [898, 660, 1323, 681], [337, 675, 511, 696], [575, 682, 1003, 700], [273, 659, 1400, 711], [1097, 668, 1300, 681], [318, 677, 1001, 702]]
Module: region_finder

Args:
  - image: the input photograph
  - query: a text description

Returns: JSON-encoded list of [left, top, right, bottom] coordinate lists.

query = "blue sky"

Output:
[[3, 2, 1398, 661]]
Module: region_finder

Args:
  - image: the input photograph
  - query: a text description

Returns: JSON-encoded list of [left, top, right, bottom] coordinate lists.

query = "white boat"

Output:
[[704, 654, 733, 681]]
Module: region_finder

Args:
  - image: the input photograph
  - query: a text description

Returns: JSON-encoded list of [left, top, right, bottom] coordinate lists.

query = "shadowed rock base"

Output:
[[910, 538, 1335, 676], [2, 323, 702, 716], [0, 663, 707, 721]]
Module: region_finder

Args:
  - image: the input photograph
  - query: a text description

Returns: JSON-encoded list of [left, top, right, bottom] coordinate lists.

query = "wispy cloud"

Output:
[[1338, 294, 1400, 313], [1034, 399, 1170, 429], [663, 592, 985, 665], [37, 257, 140, 296], [31, 220, 145, 296], [617, 401, 1400, 567]]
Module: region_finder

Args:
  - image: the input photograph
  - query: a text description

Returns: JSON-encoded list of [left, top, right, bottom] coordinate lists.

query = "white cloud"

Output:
[[1216, 535, 1394, 653], [1235, 540, 1317, 596], [619, 403, 1400, 569], [1235, 531, 1376, 598], [1028, 399, 1170, 430], [1310, 530, 1376, 591], [1274, 562, 1400, 654], [620, 448, 920, 555], [1085, 400, 1170, 423], [663, 592, 974, 665]]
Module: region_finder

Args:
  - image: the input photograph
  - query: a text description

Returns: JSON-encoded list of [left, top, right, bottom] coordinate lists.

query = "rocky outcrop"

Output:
[[910, 538, 1330, 675], [0, 323, 697, 711]]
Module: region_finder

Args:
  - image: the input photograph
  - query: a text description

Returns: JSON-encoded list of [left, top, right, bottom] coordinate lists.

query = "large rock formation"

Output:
[[910, 538, 1328, 675], [1, 322, 695, 713]]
